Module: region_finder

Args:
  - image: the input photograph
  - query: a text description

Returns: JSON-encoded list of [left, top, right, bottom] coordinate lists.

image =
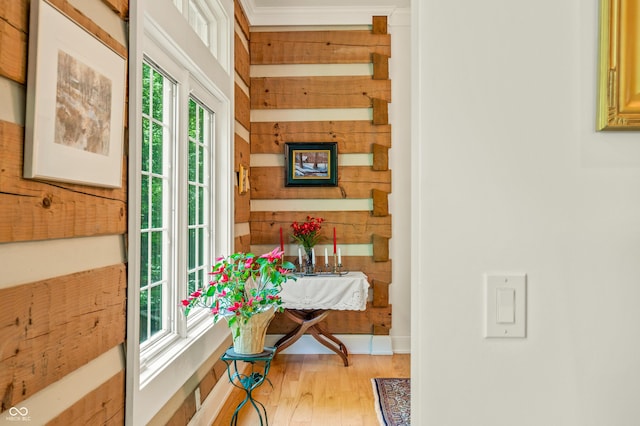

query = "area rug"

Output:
[[371, 378, 411, 426]]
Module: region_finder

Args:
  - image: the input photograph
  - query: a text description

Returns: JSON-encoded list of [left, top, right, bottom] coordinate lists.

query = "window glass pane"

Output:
[[198, 106, 204, 143], [198, 145, 204, 184], [142, 118, 150, 171], [189, 99, 196, 139], [188, 185, 196, 225], [189, 142, 196, 182], [139, 289, 148, 343], [151, 231, 163, 283], [151, 122, 164, 175], [142, 63, 150, 114], [141, 175, 149, 229], [197, 269, 204, 292], [150, 285, 163, 336], [140, 232, 149, 287], [188, 229, 196, 269], [152, 70, 164, 121], [188, 272, 196, 294], [151, 177, 163, 228], [198, 186, 204, 224], [198, 228, 204, 265]]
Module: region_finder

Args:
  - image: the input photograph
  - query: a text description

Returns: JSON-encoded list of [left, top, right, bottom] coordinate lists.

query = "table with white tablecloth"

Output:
[[275, 271, 369, 366]]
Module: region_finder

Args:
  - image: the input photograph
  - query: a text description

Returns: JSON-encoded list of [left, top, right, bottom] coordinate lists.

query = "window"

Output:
[[138, 63, 215, 355], [171, 0, 228, 68], [127, 1, 233, 421]]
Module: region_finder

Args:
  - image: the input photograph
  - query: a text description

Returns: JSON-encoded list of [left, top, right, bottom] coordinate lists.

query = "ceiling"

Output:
[[251, 0, 409, 6]]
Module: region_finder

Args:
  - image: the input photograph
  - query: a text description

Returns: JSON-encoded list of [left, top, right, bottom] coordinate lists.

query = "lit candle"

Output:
[[324, 247, 328, 265], [312, 248, 316, 265], [337, 248, 342, 264], [298, 247, 302, 265], [279, 227, 284, 252], [333, 227, 337, 254]]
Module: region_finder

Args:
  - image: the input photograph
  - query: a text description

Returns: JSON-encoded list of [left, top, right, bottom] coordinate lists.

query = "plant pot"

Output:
[[228, 307, 275, 354]]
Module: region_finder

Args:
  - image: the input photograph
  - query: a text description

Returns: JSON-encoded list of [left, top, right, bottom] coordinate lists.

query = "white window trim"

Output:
[[126, 1, 234, 425]]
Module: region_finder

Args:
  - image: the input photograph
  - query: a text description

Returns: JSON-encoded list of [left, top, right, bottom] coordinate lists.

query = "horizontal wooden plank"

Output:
[[0, 0, 29, 31], [250, 30, 390, 65], [47, 370, 125, 425], [234, 1, 250, 42], [234, 233, 251, 254], [251, 76, 391, 109], [234, 32, 250, 87], [234, 190, 250, 223], [250, 166, 391, 199], [235, 83, 250, 130], [0, 121, 127, 243], [198, 358, 229, 405], [0, 264, 126, 409], [0, 18, 27, 84], [234, 133, 250, 170], [251, 121, 391, 154], [100, 0, 129, 19], [267, 303, 392, 335], [250, 211, 391, 245]]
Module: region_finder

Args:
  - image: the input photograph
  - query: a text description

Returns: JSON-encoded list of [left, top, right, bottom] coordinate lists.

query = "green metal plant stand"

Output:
[[221, 346, 276, 426]]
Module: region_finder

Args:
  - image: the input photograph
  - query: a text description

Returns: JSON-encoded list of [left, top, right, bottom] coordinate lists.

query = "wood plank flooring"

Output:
[[212, 353, 410, 426]]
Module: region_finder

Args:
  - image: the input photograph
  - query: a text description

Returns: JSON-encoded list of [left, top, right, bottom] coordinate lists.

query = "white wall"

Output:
[[412, 0, 640, 425]]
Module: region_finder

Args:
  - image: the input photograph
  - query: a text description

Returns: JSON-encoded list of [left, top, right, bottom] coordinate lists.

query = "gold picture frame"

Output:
[[597, 0, 640, 130]]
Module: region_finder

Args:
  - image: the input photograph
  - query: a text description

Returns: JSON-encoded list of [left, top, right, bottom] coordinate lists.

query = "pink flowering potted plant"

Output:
[[181, 248, 296, 354]]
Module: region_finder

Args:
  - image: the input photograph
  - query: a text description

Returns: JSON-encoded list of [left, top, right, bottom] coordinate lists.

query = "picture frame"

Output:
[[284, 142, 338, 187], [23, 0, 127, 187], [596, 0, 640, 130]]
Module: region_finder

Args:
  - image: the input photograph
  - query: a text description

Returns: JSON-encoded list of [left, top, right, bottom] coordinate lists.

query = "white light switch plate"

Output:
[[484, 273, 526, 338]]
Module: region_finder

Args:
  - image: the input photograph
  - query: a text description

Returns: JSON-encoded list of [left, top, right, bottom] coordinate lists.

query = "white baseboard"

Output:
[[188, 372, 236, 426], [391, 335, 411, 354], [264, 334, 395, 355]]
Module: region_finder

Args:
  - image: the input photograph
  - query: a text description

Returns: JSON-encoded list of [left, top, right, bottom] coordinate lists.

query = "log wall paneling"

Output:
[[234, 134, 250, 170], [250, 31, 391, 65], [251, 76, 391, 110], [235, 83, 250, 130], [372, 143, 389, 171], [0, 121, 127, 243], [250, 211, 391, 245], [372, 189, 389, 217], [372, 98, 389, 125], [0, 15, 27, 84], [250, 166, 391, 200], [0, 0, 29, 29], [46, 371, 125, 425], [372, 234, 390, 262], [100, 0, 129, 19], [234, 233, 251, 253], [268, 303, 392, 335], [372, 16, 388, 35], [165, 391, 197, 426], [0, 264, 127, 409], [198, 359, 229, 406], [251, 121, 391, 153], [234, 1, 250, 42], [234, 32, 250, 87], [372, 280, 390, 307], [372, 53, 389, 80]]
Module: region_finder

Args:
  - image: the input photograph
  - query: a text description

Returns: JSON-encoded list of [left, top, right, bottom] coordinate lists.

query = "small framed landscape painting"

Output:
[[284, 142, 338, 187]]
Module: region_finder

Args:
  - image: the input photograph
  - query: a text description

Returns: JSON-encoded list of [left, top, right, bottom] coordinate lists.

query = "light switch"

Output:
[[484, 274, 526, 338], [496, 288, 515, 324]]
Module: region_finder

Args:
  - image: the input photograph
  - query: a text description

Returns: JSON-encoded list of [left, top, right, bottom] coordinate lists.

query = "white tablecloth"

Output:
[[280, 271, 369, 311]]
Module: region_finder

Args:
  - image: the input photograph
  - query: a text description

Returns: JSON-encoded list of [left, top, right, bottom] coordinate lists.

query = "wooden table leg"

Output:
[[274, 309, 350, 366]]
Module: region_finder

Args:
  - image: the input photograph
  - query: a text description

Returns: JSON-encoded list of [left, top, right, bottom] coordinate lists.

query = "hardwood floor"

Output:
[[212, 353, 410, 426]]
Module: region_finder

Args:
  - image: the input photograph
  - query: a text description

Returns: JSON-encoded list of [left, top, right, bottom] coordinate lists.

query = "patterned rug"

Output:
[[371, 378, 411, 426]]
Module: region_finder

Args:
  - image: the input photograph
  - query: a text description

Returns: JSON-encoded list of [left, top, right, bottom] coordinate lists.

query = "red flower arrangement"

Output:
[[291, 216, 324, 251]]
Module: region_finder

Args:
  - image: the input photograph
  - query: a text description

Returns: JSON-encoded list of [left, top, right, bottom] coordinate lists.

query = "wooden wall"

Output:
[[234, 0, 251, 253], [0, 0, 128, 422], [249, 17, 393, 336]]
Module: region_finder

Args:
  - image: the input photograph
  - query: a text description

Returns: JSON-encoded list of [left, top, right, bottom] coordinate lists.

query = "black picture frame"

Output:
[[284, 142, 338, 187]]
